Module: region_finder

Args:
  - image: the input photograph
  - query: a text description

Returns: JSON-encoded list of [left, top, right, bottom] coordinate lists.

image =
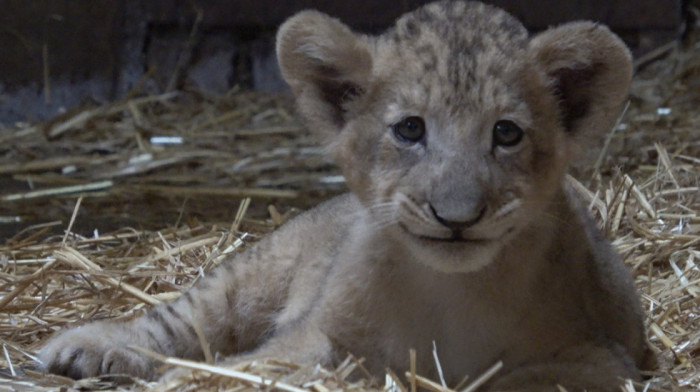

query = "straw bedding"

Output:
[[0, 32, 698, 392]]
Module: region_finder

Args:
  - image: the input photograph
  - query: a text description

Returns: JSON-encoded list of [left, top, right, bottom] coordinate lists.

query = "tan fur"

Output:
[[39, 2, 653, 390]]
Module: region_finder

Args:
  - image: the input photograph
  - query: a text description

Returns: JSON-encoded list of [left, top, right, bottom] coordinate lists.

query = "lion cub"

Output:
[[40, 1, 651, 390]]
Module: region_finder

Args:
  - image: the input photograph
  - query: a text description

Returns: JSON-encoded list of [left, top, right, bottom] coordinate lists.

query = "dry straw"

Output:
[[1, 27, 699, 392]]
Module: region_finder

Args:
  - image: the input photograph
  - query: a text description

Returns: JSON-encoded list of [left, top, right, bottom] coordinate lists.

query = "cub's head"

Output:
[[277, 1, 631, 272]]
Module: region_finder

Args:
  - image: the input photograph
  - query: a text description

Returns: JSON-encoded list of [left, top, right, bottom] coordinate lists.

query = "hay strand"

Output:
[[130, 346, 307, 392], [54, 247, 160, 306]]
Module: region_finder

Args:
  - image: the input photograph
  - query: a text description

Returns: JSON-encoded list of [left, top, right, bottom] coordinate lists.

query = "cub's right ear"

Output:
[[276, 11, 372, 135]]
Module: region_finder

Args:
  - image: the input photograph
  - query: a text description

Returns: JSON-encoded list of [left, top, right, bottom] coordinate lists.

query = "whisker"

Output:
[[364, 217, 398, 232], [345, 202, 396, 220], [342, 201, 399, 233], [493, 199, 521, 219]]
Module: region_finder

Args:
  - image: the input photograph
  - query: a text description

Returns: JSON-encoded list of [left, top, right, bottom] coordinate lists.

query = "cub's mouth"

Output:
[[397, 222, 493, 245]]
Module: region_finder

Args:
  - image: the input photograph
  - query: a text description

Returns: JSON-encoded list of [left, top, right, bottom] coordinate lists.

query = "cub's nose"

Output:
[[429, 204, 486, 230]]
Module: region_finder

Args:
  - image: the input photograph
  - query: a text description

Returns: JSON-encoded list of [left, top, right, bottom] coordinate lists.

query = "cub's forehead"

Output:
[[391, 1, 525, 42], [383, 1, 527, 63], [375, 1, 530, 115]]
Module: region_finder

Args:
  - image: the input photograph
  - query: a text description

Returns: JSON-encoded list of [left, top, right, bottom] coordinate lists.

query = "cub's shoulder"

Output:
[[288, 193, 361, 229], [265, 193, 362, 246]]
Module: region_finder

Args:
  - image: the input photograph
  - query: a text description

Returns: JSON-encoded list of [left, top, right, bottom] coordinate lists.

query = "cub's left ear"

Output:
[[529, 22, 632, 141], [276, 11, 373, 138]]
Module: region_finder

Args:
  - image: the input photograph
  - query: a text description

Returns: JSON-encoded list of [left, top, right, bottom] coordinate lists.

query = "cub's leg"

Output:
[[487, 344, 640, 392], [162, 323, 334, 382], [39, 237, 301, 380]]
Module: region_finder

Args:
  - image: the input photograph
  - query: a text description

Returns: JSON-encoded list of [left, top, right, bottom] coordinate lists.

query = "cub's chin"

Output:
[[391, 223, 504, 273]]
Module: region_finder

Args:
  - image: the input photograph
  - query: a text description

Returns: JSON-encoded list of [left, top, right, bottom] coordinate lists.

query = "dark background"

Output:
[[0, 0, 685, 125]]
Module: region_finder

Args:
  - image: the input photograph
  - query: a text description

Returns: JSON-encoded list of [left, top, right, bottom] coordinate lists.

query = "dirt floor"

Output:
[[1, 25, 699, 392]]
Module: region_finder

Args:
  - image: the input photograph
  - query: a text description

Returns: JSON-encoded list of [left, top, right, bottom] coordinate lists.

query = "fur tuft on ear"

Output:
[[276, 11, 373, 135], [529, 22, 632, 146]]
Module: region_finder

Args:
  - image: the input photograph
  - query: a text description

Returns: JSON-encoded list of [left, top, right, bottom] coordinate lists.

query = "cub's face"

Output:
[[277, 1, 631, 272]]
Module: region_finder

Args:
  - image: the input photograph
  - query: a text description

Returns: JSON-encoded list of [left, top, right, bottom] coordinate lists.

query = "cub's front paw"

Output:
[[39, 322, 156, 380]]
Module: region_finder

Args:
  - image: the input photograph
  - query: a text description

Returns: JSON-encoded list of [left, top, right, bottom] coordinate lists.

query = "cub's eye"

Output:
[[493, 120, 524, 147], [392, 116, 426, 143]]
